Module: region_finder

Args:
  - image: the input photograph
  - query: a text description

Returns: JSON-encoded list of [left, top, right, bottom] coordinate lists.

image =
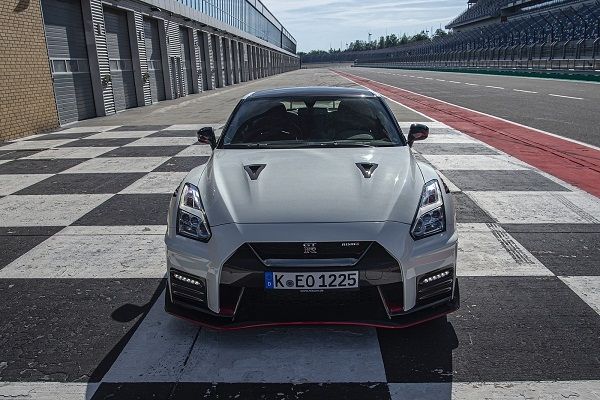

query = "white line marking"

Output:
[[549, 93, 584, 100], [335, 71, 600, 151], [485, 85, 505, 89], [388, 381, 600, 400], [447, 80, 462, 84], [464, 83, 479, 86], [560, 276, 600, 315], [334, 73, 436, 122], [0, 382, 99, 400], [424, 155, 528, 170], [0, 225, 166, 278], [424, 77, 433, 80], [513, 89, 538, 93], [456, 223, 552, 276], [466, 191, 600, 224], [435, 79, 446, 82]]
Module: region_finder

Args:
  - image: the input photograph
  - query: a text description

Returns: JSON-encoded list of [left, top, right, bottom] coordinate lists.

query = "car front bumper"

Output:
[[164, 219, 459, 330], [165, 279, 459, 330]]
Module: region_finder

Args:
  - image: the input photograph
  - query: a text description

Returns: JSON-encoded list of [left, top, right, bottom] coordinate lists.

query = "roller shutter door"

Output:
[[211, 35, 221, 87], [143, 17, 165, 102], [179, 27, 193, 94], [104, 7, 137, 111], [198, 31, 209, 91], [222, 37, 230, 85], [41, 0, 96, 124], [219, 37, 227, 85]]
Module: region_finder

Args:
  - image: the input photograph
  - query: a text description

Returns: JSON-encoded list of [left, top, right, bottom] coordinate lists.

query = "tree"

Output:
[[400, 34, 409, 45], [385, 34, 399, 47], [433, 28, 448, 39], [410, 31, 430, 42], [378, 36, 385, 49], [351, 40, 365, 51]]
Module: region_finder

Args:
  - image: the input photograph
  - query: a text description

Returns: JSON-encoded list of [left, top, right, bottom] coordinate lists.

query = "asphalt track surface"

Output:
[[333, 68, 600, 197], [345, 67, 600, 147], [0, 69, 599, 399]]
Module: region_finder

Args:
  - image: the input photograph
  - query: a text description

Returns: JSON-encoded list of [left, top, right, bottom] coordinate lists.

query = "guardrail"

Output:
[[354, 59, 600, 71], [310, 39, 600, 72]]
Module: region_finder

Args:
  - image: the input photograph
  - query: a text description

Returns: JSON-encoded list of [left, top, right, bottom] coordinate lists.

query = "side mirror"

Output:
[[197, 127, 216, 149], [407, 123, 429, 147]]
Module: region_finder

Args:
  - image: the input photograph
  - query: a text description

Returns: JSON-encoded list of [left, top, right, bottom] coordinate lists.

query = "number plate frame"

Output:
[[264, 271, 359, 290]]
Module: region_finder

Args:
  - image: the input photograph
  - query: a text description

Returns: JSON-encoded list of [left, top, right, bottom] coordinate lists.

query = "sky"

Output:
[[263, 0, 468, 52]]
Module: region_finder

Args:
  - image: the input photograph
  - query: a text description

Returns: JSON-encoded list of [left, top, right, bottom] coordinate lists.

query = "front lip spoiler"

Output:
[[165, 281, 460, 331]]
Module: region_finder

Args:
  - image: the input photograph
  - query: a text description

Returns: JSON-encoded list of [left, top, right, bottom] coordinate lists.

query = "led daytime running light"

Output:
[[173, 273, 203, 286], [422, 270, 450, 284]]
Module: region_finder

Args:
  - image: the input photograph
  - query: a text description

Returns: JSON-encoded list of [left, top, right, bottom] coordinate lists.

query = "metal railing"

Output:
[[353, 39, 600, 71], [355, 59, 600, 71]]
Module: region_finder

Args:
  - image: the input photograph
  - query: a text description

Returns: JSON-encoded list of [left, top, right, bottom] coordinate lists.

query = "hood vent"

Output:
[[244, 164, 266, 180], [356, 163, 378, 178]]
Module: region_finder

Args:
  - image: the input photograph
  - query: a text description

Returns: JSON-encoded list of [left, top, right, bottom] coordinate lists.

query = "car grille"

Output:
[[220, 242, 402, 287], [250, 241, 373, 261]]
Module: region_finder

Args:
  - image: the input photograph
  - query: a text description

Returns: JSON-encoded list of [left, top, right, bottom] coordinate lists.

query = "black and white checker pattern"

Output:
[[0, 122, 599, 400]]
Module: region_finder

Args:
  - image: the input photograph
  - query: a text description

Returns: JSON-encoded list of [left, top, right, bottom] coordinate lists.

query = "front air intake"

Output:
[[170, 269, 207, 308], [416, 268, 454, 306], [356, 163, 378, 178]]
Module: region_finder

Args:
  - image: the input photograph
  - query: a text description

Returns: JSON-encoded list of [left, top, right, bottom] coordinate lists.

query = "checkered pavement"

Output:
[[0, 122, 599, 400]]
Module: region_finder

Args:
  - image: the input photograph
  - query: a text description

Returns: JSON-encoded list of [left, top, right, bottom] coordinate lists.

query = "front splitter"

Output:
[[165, 282, 460, 331]]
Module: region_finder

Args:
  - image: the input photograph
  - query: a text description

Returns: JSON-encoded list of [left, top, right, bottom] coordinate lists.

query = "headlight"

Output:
[[177, 183, 211, 241], [411, 179, 445, 240]]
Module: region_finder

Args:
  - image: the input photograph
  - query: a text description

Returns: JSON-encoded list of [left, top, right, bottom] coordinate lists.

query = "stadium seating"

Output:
[[304, 0, 600, 70], [349, 0, 600, 69]]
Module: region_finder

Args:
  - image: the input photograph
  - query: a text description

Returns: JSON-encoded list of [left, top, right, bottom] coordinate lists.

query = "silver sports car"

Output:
[[164, 87, 459, 329]]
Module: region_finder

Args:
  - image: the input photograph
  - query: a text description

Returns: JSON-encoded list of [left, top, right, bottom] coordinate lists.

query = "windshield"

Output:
[[221, 96, 404, 148]]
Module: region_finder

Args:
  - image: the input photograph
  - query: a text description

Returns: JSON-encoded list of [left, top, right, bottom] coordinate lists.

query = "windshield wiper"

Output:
[[223, 143, 272, 148], [317, 141, 376, 148], [224, 141, 394, 149]]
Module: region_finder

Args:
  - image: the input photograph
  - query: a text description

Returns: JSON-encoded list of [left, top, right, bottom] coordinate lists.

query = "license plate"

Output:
[[264, 271, 359, 290]]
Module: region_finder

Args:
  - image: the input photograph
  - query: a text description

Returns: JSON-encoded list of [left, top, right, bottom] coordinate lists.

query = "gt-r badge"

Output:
[[341, 242, 360, 247], [303, 243, 317, 254]]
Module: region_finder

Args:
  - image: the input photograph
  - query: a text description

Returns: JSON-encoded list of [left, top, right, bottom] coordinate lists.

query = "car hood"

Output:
[[199, 147, 423, 225]]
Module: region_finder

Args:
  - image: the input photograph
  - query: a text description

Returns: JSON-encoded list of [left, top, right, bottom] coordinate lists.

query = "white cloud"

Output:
[[263, 0, 467, 51]]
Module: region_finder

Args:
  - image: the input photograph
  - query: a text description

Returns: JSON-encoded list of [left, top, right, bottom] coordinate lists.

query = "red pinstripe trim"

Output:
[[166, 310, 452, 331]]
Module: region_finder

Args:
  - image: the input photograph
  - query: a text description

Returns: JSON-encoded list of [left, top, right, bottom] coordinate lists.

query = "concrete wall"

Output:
[[0, 0, 59, 142]]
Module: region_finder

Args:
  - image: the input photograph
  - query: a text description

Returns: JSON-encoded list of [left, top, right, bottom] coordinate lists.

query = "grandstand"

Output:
[[306, 0, 600, 71]]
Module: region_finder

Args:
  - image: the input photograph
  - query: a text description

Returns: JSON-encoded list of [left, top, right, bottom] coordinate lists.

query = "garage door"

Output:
[[222, 37, 230, 86], [41, 0, 96, 124], [197, 31, 209, 91], [179, 27, 194, 95], [104, 7, 137, 111], [143, 17, 165, 102], [211, 35, 221, 87]]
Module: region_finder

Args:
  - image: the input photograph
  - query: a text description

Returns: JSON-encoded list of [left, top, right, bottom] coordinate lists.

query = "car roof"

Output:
[[245, 86, 377, 99]]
